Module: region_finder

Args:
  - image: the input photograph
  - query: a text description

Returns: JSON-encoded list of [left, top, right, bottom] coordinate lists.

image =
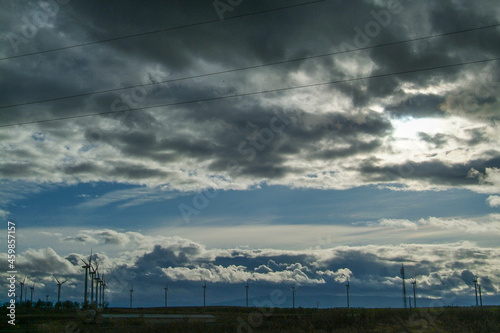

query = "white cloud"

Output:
[[2, 228, 499, 305], [0, 209, 8, 219], [378, 218, 419, 230], [17, 247, 80, 275], [62, 233, 98, 243], [372, 215, 500, 234], [487, 195, 500, 207], [77, 187, 186, 209], [317, 268, 352, 283]]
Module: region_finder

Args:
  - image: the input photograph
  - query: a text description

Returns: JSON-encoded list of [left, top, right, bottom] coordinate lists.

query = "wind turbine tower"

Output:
[[411, 279, 417, 308], [97, 277, 102, 307], [400, 265, 407, 309], [81, 250, 92, 306], [100, 275, 104, 307], [129, 284, 133, 308], [89, 263, 97, 305], [30, 284, 35, 303], [346, 278, 350, 308], [203, 281, 207, 307], [479, 284, 483, 307], [164, 284, 168, 307], [53, 275, 67, 303], [93, 263, 100, 306], [101, 274, 106, 308], [291, 285, 296, 309], [473, 276, 479, 306], [19, 277, 26, 304], [245, 280, 249, 307]]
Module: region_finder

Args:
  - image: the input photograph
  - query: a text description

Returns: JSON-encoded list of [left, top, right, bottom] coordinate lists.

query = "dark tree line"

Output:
[[3, 300, 80, 309]]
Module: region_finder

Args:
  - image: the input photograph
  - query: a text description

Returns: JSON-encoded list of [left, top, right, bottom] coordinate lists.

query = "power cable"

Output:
[[0, 0, 326, 61], [1, 56, 498, 128], [1, 23, 498, 111]]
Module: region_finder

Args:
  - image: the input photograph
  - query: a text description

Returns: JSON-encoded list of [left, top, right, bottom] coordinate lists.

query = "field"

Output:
[[1, 306, 499, 332]]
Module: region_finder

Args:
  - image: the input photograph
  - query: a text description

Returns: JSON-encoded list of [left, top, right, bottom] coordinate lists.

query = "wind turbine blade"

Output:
[[80, 258, 89, 266], [53, 274, 61, 284], [61, 280, 67, 285]]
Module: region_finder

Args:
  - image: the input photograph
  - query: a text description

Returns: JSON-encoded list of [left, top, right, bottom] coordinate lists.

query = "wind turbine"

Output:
[[479, 284, 483, 307], [89, 261, 97, 306], [95, 276, 100, 307], [30, 284, 35, 303], [164, 283, 168, 308], [129, 284, 133, 308], [45, 293, 50, 302], [92, 263, 100, 305], [245, 280, 249, 307], [411, 279, 417, 308], [80, 249, 92, 306], [101, 274, 106, 308], [53, 275, 68, 303], [203, 280, 207, 307], [291, 285, 296, 309], [346, 278, 350, 308], [98, 273, 103, 308], [473, 276, 479, 306], [400, 265, 407, 309], [19, 277, 26, 304]]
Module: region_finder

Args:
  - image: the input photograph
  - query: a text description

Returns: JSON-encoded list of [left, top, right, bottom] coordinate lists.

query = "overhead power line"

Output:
[[0, 0, 325, 61], [1, 56, 498, 128], [1, 23, 498, 111]]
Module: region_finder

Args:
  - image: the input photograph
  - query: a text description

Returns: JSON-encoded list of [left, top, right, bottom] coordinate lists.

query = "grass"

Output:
[[1, 306, 499, 332]]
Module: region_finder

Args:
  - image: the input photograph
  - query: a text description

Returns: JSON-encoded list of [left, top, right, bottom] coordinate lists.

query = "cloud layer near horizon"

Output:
[[1, 228, 498, 306]]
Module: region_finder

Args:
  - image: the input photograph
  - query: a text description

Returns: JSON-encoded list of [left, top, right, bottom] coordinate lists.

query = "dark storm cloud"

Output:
[[0, 162, 35, 177], [2, 0, 499, 119], [1, 0, 499, 190], [132, 245, 195, 273], [0, 0, 408, 120], [463, 127, 491, 146], [59, 0, 377, 69], [418, 132, 449, 148], [386, 94, 446, 118], [428, 1, 500, 57], [360, 155, 500, 186], [63, 162, 101, 175], [82, 97, 392, 180], [111, 163, 171, 180], [63, 234, 96, 243], [359, 0, 500, 101]]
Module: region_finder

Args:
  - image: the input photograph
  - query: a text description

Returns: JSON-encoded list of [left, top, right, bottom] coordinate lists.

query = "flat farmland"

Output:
[[2, 306, 499, 332]]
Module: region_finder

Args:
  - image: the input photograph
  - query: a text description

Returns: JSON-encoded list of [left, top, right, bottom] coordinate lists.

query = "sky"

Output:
[[1, 0, 500, 309]]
